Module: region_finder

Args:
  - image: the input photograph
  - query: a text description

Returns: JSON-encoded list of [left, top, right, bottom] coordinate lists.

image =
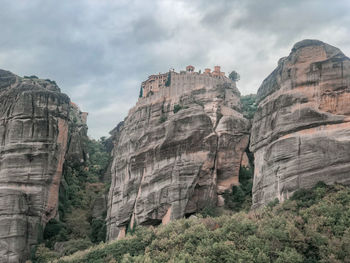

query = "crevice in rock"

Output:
[[184, 165, 203, 214], [31, 94, 35, 138], [45, 95, 50, 137], [140, 218, 162, 228], [214, 108, 223, 131], [128, 160, 145, 232], [211, 112, 220, 205]]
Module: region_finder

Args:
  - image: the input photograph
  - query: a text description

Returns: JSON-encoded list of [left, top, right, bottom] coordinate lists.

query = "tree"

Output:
[[165, 72, 171, 87], [229, 70, 240, 82]]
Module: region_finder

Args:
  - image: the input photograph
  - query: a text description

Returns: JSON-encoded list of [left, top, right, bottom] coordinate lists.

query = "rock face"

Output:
[[65, 102, 88, 163], [0, 70, 72, 263], [250, 40, 350, 208], [107, 78, 250, 240]]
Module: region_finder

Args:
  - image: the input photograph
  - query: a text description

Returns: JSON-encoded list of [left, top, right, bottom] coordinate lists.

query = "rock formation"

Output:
[[250, 40, 350, 208], [65, 102, 88, 163], [106, 73, 250, 240], [0, 70, 87, 263]]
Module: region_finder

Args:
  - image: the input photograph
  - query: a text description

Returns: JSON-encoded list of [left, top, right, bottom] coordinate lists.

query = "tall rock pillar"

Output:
[[0, 70, 70, 262], [250, 40, 350, 208], [107, 76, 250, 240]]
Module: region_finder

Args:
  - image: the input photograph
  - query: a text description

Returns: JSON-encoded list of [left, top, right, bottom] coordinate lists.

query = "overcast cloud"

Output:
[[0, 0, 349, 138]]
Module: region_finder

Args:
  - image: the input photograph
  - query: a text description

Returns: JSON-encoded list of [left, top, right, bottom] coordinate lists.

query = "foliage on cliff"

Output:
[[229, 70, 240, 82], [32, 138, 110, 262], [223, 166, 253, 212], [165, 72, 171, 87], [241, 94, 257, 119], [54, 183, 350, 263]]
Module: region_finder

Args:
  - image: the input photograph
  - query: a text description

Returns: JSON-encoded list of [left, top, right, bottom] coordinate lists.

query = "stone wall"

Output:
[[134, 72, 232, 109]]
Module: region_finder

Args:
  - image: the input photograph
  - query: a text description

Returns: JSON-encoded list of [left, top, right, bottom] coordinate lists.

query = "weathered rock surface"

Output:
[[65, 102, 88, 163], [0, 70, 71, 263], [250, 40, 350, 208], [107, 80, 250, 240]]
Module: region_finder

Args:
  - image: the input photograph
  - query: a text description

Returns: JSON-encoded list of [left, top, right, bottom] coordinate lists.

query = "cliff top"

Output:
[[291, 39, 325, 51], [256, 39, 348, 103], [0, 68, 64, 94], [0, 69, 17, 89]]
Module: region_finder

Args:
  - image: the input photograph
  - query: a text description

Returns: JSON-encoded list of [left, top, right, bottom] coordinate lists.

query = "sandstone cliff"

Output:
[[106, 79, 250, 240], [0, 70, 86, 263], [250, 40, 350, 208], [65, 102, 88, 163]]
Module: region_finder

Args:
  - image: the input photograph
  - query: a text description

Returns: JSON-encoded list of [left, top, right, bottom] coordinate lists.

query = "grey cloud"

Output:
[[0, 0, 349, 138]]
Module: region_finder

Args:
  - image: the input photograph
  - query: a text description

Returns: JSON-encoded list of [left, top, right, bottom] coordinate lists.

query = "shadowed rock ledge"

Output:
[[250, 39, 350, 208]]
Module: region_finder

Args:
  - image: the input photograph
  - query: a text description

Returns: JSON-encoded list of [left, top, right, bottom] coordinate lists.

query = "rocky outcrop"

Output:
[[106, 79, 250, 240], [0, 70, 73, 263], [250, 40, 350, 208], [65, 102, 88, 163]]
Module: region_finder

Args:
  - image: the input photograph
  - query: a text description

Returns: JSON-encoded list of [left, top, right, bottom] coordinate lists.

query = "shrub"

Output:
[[60, 239, 93, 256], [165, 73, 171, 87], [267, 198, 280, 208], [33, 244, 59, 263], [229, 70, 240, 82], [90, 219, 107, 243], [290, 181, 329, 209], [199, 205, 218, 218], [173, 104, 182, 113], [223, 166, 253, 212], [24, 75, 39, 79], [65, 209, 91, 239], [43, 219, 68, 248], [44, 219, 65, 240], [45, 79, 57, 85], [55, 184, 350, 263], [240, 94, 257, 119], [159, 115, 167, 123]]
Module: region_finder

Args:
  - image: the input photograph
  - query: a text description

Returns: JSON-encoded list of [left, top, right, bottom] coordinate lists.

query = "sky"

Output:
[[0, 0, 349, 138]]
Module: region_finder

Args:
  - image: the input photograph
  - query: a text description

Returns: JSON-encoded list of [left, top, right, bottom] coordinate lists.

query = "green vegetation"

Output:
[[23, 76, 57, 85], [173, 104, 182, 113], [229, 70, 240, 82], [159, 115, 167, 123], [223, 166, 253, 212], [139, 86, 143, 98], [45, 79, 57, 85], [55, 183, 350, 263], [173, 104, 189, 114], [32, 138, 110, 262], [24, 75, 39, 79], [165, 72, 171, 87], [241, 94, 258, 119]]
